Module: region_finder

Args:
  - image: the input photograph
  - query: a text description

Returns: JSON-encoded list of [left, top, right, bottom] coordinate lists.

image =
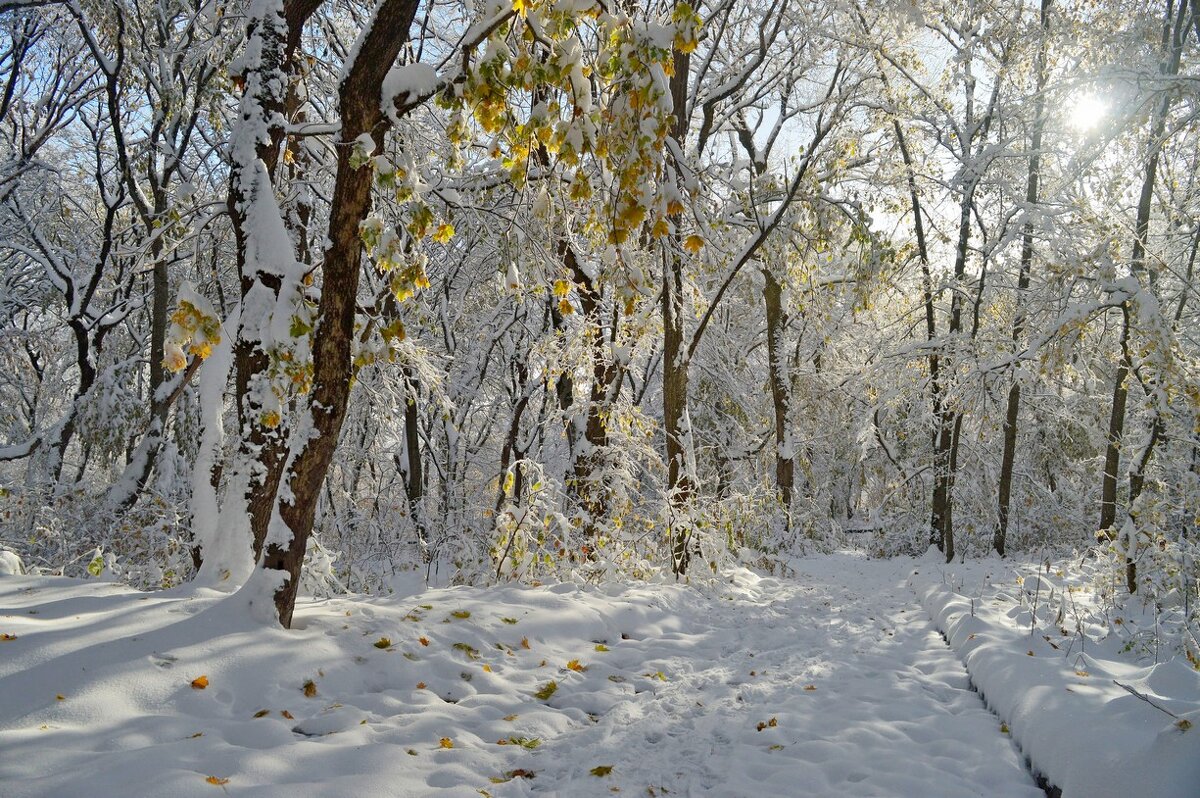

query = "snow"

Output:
[[0, 554, 1068, 797], [918, 557, 1200, 798]]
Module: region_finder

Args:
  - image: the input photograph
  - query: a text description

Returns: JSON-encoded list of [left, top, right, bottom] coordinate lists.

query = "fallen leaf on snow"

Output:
[[191, 675, 209, 690], [439, 737, 454, 749], [205, 776, 229, 786], [590, 765, 613, 777]]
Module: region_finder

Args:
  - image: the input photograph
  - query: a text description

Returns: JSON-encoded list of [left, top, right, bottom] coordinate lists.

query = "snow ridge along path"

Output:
[[0, 554, 1040, 797]]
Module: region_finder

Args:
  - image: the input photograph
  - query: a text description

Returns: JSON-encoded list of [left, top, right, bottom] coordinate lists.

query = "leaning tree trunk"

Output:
[[265, 0, 419, 628]]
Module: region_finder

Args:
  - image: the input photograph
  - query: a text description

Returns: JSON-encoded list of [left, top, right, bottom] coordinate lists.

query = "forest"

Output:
[[1, 1, 1198, 795], [3, 0, 1197, 631]]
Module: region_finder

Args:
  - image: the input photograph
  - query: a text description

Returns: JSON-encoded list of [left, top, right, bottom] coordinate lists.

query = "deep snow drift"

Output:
[[0, 553, 1193, 796]]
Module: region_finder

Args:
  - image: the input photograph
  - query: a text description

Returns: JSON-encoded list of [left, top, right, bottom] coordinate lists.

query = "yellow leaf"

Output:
[[1, 633, 17, 641], [683, 234, 704, 254], [558, 299, 574, 316], [803, 684, 816, 691], [520, 637, 530, 650], [433, 223, 455, 244], [374, 637, 392, 649], [512, 0, 527, 18], [191, 675, 209, 690], [553, 279, 571, 298], [594, 644, 609, 652], [590, 765, 613, 777], [482, 664, 493, 673], [205, 776, 230, 786], [439, 737, 454, 749], [566, 659, 587, 672], [303, 679, 318, 698]]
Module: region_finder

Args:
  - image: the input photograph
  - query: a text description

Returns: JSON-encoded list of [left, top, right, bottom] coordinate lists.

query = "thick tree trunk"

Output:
[[227, 0, 320, 562], [664, 46, 693, 576], [265, 0, 419, 627], [763, 266, 794, 518]]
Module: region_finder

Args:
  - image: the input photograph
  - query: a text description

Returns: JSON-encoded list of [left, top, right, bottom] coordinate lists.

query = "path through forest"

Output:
[[523, 557, 1043, 796]]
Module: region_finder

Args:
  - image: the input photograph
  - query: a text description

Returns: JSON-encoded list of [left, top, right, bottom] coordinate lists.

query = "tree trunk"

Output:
[[1099, 0, 1189, 568], [996, 0, 1050, 556], [763, 266, 794, 518], [663, 45, 694, 577], [265, 0, 419, 628]]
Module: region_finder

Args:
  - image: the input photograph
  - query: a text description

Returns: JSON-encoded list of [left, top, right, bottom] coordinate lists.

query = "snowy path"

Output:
[[525, 559, 1041, 797], [0, 556, 1041, 797]]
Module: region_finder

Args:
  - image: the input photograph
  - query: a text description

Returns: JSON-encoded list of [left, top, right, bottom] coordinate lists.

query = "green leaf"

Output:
[[501, 617, 519, 625], [506, 735, 541, 749], [533, 680, 558, 700]]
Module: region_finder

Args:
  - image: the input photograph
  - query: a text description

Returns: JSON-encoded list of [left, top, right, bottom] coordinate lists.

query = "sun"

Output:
[[1068, 93, 1108, 131]]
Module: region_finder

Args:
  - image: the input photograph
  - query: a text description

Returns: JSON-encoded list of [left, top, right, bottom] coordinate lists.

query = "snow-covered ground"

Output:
[[919, 557, 1200, 798], [0, 552, 1192, 797]]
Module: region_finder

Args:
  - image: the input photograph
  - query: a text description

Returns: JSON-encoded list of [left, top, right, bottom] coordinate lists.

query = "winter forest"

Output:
[[1, 0, 1199, 796]]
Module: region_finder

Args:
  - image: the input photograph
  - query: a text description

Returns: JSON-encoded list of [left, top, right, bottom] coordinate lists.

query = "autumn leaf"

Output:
[[253, 709, 270, 718], [205, 776, 230, 786], [803, 684, 817, 691], [56, 694, 65, 701], [1, 633, 17, 641], [533, 680, 558, 700], [683, 234, 704, 254], [450, 610, 471, 619], [503, 714, 518, 722], [302, 679, 318, 698], [191, 675, 209, 690], [419, 636, 430, 646], [590, 765, 613, 777], [594, 644, 609, 652], [566, 659, 587, 672], [432, 223, 455, 244], [439, 737, 454, 749], [520, 637, 530, 650], [374, 637, 392, 649], [501, 617, 519, 625], [416, 682, 426, 689], [281, 710, 294, 719], [482, 664, 493, 673]]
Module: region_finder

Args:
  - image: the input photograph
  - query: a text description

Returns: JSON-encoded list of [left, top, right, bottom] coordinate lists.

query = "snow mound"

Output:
[[918, 564, 1200, 798]]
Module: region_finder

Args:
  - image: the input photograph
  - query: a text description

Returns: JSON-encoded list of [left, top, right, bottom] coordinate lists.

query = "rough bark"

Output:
[[266, 0, 419, 627]]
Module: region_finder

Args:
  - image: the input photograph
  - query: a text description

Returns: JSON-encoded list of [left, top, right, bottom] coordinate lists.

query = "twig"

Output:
[[1113, 679, 1180, 720]]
